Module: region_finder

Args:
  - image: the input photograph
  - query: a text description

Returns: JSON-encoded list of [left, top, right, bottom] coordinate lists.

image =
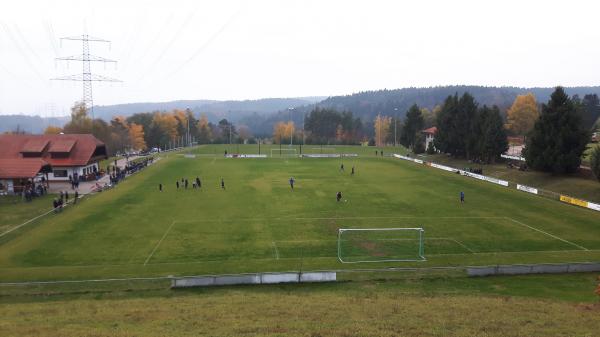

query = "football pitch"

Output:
[[1, 144, 599, 282]]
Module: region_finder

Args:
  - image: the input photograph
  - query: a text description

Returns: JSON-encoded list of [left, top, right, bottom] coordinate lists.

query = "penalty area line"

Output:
[[506, 217, 588, 251], [144, 220, 177, 266]]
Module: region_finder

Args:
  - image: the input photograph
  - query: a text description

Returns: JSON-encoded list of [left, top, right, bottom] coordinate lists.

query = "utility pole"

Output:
[[288, 107, 294, 146], [51, 34, 121, 120], [394, 107, 398, 147], [377, 113, 381, 148]]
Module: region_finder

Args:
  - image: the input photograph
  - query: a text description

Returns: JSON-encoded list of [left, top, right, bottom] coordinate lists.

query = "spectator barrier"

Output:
[[560, 195, 600, 212], [467, 262, 600, 277], [171, 271, 337, 288], [517, 184, 538, 195], [393, 153, 600, 213], [225, 154, 268, 158], [501, 154, 526, 161], [301, 154, 358, 158], [458, 170, 509, 187]]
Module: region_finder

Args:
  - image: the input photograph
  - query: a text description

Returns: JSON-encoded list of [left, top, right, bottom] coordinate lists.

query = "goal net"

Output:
[[271, 148, 298, 157], [337, 228, 425, 263]]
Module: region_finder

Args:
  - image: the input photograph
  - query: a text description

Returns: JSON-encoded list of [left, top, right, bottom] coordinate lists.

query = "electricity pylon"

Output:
[[52, 34, 121, 119]]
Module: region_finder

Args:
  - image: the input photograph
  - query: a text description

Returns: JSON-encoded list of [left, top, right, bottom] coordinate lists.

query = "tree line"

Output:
[[38, 87, 599, 181], [42, 103, 256, 156]]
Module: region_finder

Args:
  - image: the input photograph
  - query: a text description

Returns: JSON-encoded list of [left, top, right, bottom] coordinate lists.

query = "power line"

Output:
[[1, 23, 49, 86], [43, 20, 60, 57], [134, 8, 199, 84], [144, 8, 242, 90], [52, 34, 122, 119]]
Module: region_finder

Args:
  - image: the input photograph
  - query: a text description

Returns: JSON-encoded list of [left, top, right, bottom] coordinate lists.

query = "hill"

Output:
[[92, 97, 327, 123], [3, 86, 600, 135], [242, 86, 600, 135], [0, 115, 70, 134]]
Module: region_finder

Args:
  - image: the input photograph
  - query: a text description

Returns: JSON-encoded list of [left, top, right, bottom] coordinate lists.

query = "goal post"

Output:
[[270, 148, 298, 157], [337, 228, 425, 263]]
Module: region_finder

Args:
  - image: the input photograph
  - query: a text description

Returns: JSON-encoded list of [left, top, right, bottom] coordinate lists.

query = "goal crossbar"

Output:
[[270, 148, 298, 157]]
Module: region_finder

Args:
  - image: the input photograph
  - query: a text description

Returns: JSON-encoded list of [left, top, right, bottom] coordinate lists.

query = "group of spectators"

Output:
[[68, 175, 81, 190], [52, 190, 79, 212], [464, 167, 484, 175], [22, 181, 48, 202], [507, 161, 528, 171], [108, 157, 155, 186]]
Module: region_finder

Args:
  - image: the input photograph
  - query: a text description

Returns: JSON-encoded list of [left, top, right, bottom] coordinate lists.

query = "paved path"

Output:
[[48, 156, 144, 195]]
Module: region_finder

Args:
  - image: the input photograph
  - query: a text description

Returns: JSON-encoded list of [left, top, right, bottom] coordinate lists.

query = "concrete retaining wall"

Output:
[[171, 271, 336, 288], [467, 262, 600, 277]]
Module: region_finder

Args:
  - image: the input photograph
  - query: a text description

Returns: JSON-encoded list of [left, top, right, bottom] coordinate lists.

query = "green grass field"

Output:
[[1, 144, 599, 282]]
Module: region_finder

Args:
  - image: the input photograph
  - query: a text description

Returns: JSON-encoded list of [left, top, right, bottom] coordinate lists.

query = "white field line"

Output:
[[176, 216, 506, 223], [0, 247, 600, 270], [293, 216, 506, 220], [428, 248, 600, 257], [4, 248, 599, 270], [0, 197, 83, 239], [0, 207, 56, 238], [144, 220, 176, 266], [506, 217, 589, 251], [0, 275, 173, 286], [142, 249, 600, 265], [446, 238, 476, 254], [272, 241, 280, 260]]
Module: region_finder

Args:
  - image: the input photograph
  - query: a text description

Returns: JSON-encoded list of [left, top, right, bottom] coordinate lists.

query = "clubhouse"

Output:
[[0, 134, 107, 194]]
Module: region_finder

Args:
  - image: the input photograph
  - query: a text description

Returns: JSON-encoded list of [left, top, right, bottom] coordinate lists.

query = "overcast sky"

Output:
[[1, 0, 599, 116]]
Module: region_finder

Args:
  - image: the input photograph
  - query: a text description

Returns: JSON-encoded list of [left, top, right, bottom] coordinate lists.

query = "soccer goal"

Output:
[[271, 148, 298, 157], [337, 228, 425, 263]]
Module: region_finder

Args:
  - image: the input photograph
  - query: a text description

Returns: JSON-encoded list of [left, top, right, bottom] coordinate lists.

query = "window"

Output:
[[53, 169, 68, 178]]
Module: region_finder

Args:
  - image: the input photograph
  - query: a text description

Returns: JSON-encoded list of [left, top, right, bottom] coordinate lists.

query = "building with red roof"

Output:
[[0, 134, 107, 193], [421, 126, 438, 152]]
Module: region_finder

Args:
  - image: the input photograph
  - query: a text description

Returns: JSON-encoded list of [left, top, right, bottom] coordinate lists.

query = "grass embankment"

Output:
[[423, 153, 600, 203], [0, 273, 598, 337], [0, 194, 55, 235]]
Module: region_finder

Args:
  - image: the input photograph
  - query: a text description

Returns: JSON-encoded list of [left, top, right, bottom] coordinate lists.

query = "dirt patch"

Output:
[[357, 240, 387, 257]]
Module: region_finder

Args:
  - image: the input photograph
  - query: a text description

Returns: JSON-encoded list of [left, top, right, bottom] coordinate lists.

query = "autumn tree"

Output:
[[196, 114, 213, 144], [44, 126, 63, 134], [151, 112, 179, 147], [63, 101, 92, 134], [374, 114, 391, 147], [273, 121, 294, 144], [128, 123, 147, 150], [506, 93, 539, 136], [107, 116, 131, 154], [422, 105, 440, 128], [285, 121, 295, 143]]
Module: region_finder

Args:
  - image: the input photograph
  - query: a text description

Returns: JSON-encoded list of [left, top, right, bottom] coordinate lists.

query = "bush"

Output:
[[413, 134, 425, 154], [426, 141, 435, 155]]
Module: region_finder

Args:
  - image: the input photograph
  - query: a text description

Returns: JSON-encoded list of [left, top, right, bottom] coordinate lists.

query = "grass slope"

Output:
[[1, 273, 599, 337]]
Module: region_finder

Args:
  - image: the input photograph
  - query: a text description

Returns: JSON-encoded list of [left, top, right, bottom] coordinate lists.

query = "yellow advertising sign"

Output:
[[559, 195, 588, 208]]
